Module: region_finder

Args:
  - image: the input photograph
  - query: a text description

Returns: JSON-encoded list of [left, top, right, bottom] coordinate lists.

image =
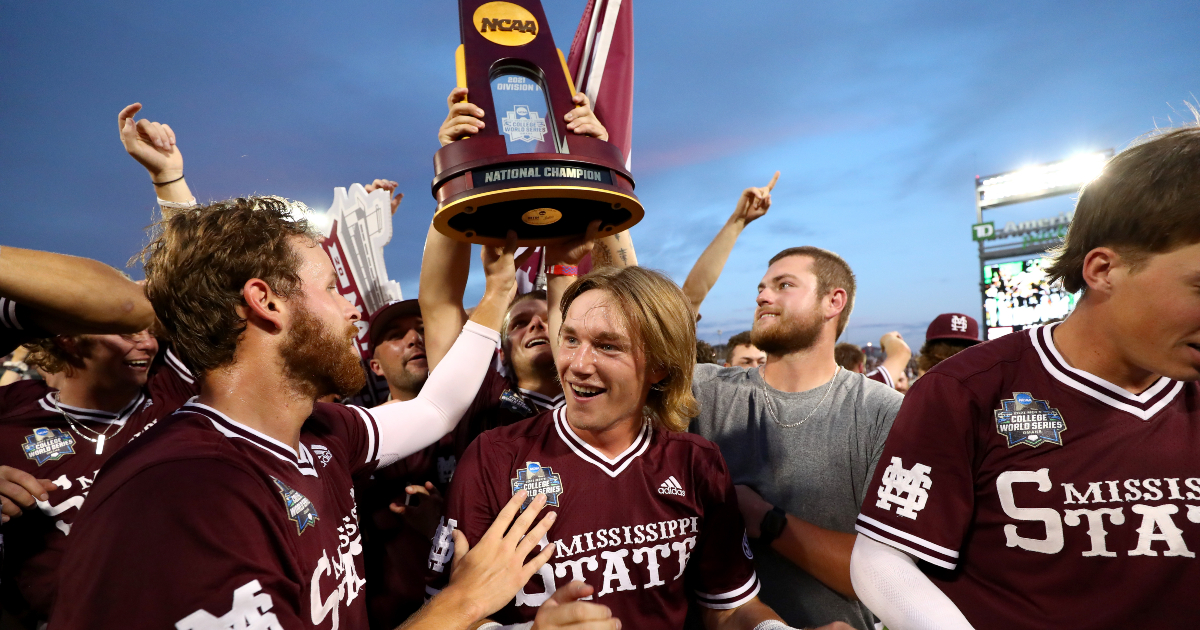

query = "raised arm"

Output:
[[681, 172, 778, 314], [0, 246, 155, 335], [877, 332, 913, 385], [117, 103, 195, 213]]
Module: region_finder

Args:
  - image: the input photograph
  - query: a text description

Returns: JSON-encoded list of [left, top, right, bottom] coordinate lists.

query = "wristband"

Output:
[[547, 264, 579, 277], [3, 360, 29, 373], [158, 197, 198, 210], [759, 506, 788, 545], [153, 174, 185, 186]]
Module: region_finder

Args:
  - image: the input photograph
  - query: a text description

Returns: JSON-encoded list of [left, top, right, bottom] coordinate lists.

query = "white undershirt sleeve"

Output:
[[368, 320, 500, 468], [850, 535, 975, 630]]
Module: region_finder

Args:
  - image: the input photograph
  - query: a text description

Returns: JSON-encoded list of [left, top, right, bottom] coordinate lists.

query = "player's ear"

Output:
[[825, 287, 848, 321], [1080, 247, 1119, 296], [369, 359, 385, 377], [240, 278, 285, 333]]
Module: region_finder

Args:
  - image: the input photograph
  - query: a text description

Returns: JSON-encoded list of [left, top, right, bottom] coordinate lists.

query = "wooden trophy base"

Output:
[[432, 135, 643, 246]]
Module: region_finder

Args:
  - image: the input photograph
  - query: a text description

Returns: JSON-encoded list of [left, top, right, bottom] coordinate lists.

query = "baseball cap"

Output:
[[367, 299, 422, 352], [926, 313, 981, 345]]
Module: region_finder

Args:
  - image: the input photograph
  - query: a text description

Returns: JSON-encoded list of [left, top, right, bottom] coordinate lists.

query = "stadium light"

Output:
[[975, 151, 1112, 209]]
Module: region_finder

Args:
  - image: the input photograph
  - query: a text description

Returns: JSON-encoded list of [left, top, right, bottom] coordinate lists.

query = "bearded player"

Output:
[[850, 125, 1200, 628], [430, 265, 846, 630], [50, 197, 559, 630]]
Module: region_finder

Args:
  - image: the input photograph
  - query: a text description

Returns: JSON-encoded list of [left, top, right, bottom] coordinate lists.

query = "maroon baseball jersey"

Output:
[[855, 324, 1200, 628], [49, 399, 383, 629], [0, 297, 49, 356], [428, 407, 759, 628], [0, 348, 195, 622], [865, 366, 893, 387], [361, 366, 564, 627]]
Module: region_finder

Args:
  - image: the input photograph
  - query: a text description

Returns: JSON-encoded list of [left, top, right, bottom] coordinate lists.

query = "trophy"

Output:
[[431, 0, 643, 245]]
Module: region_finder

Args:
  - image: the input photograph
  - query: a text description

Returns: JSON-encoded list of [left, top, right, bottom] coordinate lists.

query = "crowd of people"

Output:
[[0, 88, 1197, 630]]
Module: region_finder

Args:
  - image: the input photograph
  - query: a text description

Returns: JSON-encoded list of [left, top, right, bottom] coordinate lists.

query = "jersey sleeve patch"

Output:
[[692, 573, 761, 610]]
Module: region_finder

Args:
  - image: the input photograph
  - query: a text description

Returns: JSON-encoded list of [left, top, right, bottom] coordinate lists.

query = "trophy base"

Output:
[[433, 184, 642, 246], [431, 137, 642, 246]]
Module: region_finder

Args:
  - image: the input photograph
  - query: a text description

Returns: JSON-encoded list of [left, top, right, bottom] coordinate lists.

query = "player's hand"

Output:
[[481, 231, 534, 304], [118, 103, 183, 182], [544, 220, 602, 267], [389, 481, 444, 540], [0, 466, 57, 523], [443, 490, 558, 621], [440, 87, 487, 146], [532, 581, 620, 630], [879, 331, 909, 355], [564, 93, 609, 142], [734, 484, 773, 539], [364, 178, 404, 215], [731, 171, 779, 226]]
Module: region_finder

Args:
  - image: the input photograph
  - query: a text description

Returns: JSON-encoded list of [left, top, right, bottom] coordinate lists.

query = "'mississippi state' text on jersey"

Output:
[[428, 407, 759, 628], [856, 324, 1200, 629]]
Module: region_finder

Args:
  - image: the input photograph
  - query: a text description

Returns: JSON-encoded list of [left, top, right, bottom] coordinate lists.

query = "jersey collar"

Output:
[[1030, 324, 1183, 421], [553, 407, 651, 478], [519, 388, 565, 411], [183, 400, 319, 477], [38, 391, 146, 426]]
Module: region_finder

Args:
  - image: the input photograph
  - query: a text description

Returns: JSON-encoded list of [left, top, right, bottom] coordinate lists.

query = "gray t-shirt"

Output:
[[690, 364, 902, 630]]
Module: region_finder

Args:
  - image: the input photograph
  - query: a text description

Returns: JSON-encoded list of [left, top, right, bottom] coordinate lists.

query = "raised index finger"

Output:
[[765, 171, 780, 191], [118, 103, 142, 129]]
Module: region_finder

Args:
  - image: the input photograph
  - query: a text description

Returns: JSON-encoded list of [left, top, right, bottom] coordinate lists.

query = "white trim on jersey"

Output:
[[185, 400, 319, 477], [854, 514, 957, 570], [553, 407, 651, 478], [164, 347, 196, 385], [348, 404, 381, 465], [518, 387, 565, 411], [39, 392, 144, 426], [0, 298, 22, 330], [693, 573, 761, 610], [1031, 325, 1183, 421], [865, 365, 894, 388]]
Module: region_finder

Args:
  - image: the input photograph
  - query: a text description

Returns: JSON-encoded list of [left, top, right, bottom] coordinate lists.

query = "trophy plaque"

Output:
[[431, 0, 643, 245]]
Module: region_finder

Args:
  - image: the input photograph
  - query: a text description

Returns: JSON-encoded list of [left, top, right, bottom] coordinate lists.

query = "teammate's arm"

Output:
[[736, 484, 857, 598], [849, 536, 974, 630], [877, 332, 912, 387], [544, 221, 601, 356], [0, 247, 155, 335], [681, 172, 778, 314], [117, 103, 195, 212]]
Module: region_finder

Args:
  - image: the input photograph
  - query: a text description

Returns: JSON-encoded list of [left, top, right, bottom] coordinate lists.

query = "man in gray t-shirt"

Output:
[[690, 246, 903, 630]]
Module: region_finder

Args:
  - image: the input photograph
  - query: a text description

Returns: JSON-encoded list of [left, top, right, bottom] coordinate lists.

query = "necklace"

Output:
[[50, 393, 126, 455], [764, 366, 842, 429]]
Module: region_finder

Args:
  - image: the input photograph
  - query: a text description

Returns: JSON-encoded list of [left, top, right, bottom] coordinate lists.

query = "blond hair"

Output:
[[558, 267, 700, 432]]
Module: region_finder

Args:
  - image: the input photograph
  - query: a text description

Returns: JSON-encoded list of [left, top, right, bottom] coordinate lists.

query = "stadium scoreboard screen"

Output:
[[982, 256, 1077, 340]]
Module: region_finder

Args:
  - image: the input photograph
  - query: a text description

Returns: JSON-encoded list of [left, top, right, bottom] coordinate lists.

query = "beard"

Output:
[[380, 358, 428, 394], [751, 304, 825, 356], [280, 303, 366, 400]]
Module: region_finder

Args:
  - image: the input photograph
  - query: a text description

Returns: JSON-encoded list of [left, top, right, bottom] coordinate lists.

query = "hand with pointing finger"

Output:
[[731, 171, 779, 226]]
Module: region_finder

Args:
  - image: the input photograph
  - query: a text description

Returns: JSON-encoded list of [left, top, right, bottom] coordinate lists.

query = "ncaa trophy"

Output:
[[431, 0, 643, 245]]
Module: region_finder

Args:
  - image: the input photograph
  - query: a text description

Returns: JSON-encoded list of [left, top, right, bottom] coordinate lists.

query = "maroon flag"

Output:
[[567, 0, 634, 169]]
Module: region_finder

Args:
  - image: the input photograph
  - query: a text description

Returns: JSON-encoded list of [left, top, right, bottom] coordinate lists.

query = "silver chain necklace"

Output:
[[50, 392, 125, 455], [763, 366, 842, 429]]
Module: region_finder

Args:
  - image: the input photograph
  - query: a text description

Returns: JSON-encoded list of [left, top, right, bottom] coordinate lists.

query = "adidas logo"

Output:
[[658, 476, 686, 497]]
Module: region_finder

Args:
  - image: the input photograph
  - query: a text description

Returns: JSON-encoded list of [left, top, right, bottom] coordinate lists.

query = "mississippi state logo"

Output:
[[875, 457, 932, 520], [511, 461, 563, 509], [309, 444, 333, 467], [995, 392, 1067, 448], [22, 427, 76, 466], [502, 105, 548, 143], [271, 476, 319, 535]]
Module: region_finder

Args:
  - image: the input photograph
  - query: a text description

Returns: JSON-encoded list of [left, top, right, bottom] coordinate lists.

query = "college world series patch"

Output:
[[271, 476, 319, 535], [511, 461, 563, 510], [995, 392, 1067, 448], [22, 427, 76, 465]]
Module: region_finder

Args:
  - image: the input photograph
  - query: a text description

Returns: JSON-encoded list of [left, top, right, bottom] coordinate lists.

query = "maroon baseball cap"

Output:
[[926, 313, 981, 345], [367, 299, 421, 352]]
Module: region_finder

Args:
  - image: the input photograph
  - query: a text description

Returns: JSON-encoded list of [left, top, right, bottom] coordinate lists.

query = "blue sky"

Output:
[[2, 1, 1196, 347]]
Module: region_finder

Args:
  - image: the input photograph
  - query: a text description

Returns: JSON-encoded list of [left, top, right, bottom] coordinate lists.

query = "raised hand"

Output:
[[118, 103, 182, 183], [564, 93, 609, 142], [442, 490, 558, 621], [544, 220, 602, 267], [0, 465, 57, 523], [364, 178, 404, 215], [439, 87, 486, 146], [532, 581, 620, 630], [732, 171, 779, 225]]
